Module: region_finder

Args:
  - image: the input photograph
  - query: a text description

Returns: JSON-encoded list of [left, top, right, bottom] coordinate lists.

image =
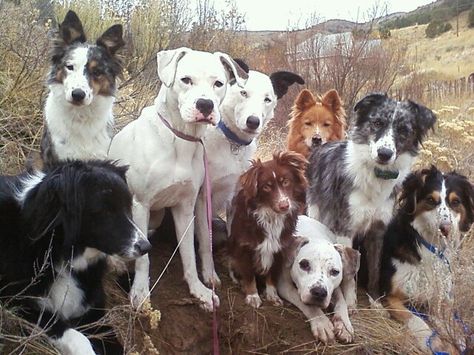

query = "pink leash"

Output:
[[158, 112, 220, 355]]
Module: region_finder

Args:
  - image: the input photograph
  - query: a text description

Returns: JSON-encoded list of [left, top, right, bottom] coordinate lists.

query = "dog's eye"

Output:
[[181, 77, 192, 85], [240, 90, 248, 98], [264, 97, 272, 103], [398, 126, 409, 135], [66, 64, 74, 71], [92, 69, 102, 77], [281, 178, 290, 187], [304, 121, 312, 126], [299, 259, 310, 271], [450, 198, 461, 207], [373, 119, 384, 128], [214, 80, 224, 88], [263, 184, 272, 192], [330, 268, 340, 277], [323, 122, 331, 127], [425, 196, 438, 206]]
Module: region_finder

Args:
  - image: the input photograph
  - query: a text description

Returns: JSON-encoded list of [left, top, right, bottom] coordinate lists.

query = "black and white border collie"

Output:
[[0, 161, 151, 355], [41, 11, 124, 168], [380, 166, 474, 353], [307, 93, 437, 298]]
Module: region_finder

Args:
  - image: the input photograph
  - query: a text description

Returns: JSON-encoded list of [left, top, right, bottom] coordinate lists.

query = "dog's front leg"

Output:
[[277, 274, 335, 344], [172, 201, 219, 311], [331, 287, 354, 343], [363, 220, 385, 298], [341, 277, 357, 314], [195, 189, 221, 287], [130, 201, 151, 308]]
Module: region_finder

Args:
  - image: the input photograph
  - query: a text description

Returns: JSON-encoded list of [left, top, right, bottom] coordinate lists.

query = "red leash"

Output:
[[158, 112, 220, 355]]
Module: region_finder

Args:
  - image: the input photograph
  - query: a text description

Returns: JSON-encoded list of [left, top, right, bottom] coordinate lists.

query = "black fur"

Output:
[[270, 71, 305, 99], [0, 160, 144, 354]]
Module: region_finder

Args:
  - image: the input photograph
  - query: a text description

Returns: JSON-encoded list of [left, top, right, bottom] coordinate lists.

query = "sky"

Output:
[[206, 0, 435, 31]]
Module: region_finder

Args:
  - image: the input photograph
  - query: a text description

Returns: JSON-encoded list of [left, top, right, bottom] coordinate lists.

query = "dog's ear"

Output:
[[284, 236, 310, 266], [216, 52, 249, 87], [108, 161, 129, 183], [407, 100, 437, 145], [97, 24, 125, 56], [270, 71, 305, 99], [294, 89, 316, 111], [239, 159, 262, 203], [59, 10, 86, 45], [233, 58, 250, 74], [322, 89, 347, 138], [334, 244, 360, 280], [275, 151, 308, 187], [157, 47, 190, 87], [353, 93, 387, 124], [398, 168, 433, 214]]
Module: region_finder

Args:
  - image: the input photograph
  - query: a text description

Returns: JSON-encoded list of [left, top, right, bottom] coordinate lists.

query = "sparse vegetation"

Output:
[[426, 19, 453, 38], [468, 5, 474, 27]]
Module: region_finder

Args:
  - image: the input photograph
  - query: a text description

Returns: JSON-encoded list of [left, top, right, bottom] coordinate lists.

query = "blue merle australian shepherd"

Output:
[[41, 11, 124, 168], [306, 93, 437, 299], [0, 161, 151, 355]]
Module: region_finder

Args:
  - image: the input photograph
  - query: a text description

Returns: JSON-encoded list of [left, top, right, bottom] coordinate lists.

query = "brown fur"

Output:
[[287, 89, 347, 158], [228, 151, 308, 301]]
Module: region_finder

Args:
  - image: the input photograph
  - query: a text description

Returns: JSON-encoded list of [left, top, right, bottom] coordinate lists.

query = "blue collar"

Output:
[[415, 233, 450, 268], [217, 120, 253, 146]]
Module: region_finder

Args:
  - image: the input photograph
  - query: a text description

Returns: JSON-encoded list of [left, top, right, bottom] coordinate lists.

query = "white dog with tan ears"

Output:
[[278, 215, 360, 344], [108, 47, 248, 310]]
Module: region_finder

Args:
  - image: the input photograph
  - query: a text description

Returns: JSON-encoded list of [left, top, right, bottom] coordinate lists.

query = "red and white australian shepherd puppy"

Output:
[[227, 151, 307, 308], [380, 165, 474, 354], [287, 89, 346, 158], [41, 11, 124, 168]]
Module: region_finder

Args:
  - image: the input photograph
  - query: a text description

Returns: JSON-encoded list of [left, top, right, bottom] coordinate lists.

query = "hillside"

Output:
[[391, 10, 474, 79]]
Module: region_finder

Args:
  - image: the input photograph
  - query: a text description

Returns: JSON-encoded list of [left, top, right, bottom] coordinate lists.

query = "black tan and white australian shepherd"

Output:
[[0, 161, 151, 355], [41, 11, 124, 168], [380, 166, 474, 353], [307, 93, 437, 298]]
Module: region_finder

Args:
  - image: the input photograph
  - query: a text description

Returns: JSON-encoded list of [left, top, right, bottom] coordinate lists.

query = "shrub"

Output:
[[469, 6, 474, 28], [425, 20, 452, 38]]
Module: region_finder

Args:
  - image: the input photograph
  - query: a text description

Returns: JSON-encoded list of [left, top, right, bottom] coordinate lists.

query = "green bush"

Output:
[[425, 20, 452, 38], [469, 6, 474, 28]]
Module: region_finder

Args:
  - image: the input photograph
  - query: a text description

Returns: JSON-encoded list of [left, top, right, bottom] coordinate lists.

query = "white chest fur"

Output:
[[253, 207, 285, 273]]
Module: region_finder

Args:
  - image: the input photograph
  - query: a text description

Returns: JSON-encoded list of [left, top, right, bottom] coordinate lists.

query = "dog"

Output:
[[307, 93, 437, 298], [287, 89, 346, 158], [227, 151, 307, 308], [380, 166, 474, 353], [0, 160, 151, 355], [108, 47, 248, 310], [278, 215, 360, 344], [41, 10, 124, 168], [194, 64, 304, 271]]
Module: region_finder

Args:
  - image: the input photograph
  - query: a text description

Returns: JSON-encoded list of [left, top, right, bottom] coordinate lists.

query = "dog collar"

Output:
[[217, 120, 253, 146], [374, 167, 399, 180], [415, 233, 450, 269]]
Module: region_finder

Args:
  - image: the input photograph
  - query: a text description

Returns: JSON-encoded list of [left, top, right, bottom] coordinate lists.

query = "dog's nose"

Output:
[[196, 98, 214, 117], [134, 238, 152, 256], [312, 134, 322, 146], [377, 147, 394, 163], [246, 116, 260, 130], [278, 199, 290, 212], [439, 221, 451, 237], [310, 286, 328, 301], [71, 89, 86, 103]]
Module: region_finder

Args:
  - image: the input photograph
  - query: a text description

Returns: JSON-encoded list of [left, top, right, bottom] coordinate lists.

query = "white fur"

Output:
[[345, 141, 413, 233], [62, 47, 94, 105], [278, 216, 354, 343], [253, 206, 285, 273], [71, 247, 104, 271], [52, 328, 96, 355], [108, 48, 246, 310], [370, 127, 397, 164], [16, 171, 46, 203]]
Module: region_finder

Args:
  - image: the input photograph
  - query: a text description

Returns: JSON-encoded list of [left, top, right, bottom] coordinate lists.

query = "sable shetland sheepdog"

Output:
[[287, 89, 346, 158], [0, 161, 151, 355], [227, 151, 307, 308], [307, 93, 437, 298], [380, 166, 474, 354], [41, 11, 124, 168]]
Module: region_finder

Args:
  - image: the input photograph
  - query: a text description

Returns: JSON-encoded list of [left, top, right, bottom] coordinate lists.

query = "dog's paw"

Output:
[[245, 293, 262, 308], [264, 286, 283, 306], [53, 329, 96, 355], [332, 314, 354, 343], [130, 276, 150, 309], [191, 283, 220, 312], [202, 268, 221, 288], [310, 315, 335, 344]]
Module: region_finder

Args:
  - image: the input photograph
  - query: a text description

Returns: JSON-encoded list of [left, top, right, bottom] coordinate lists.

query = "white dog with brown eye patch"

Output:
[[278, 215, 360, 344], [108, 47, 248, 311]]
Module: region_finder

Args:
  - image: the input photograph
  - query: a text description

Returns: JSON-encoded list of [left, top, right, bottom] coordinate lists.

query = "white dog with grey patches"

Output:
[[278, 215, 360, 344], [108, 47, 248, 310]]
